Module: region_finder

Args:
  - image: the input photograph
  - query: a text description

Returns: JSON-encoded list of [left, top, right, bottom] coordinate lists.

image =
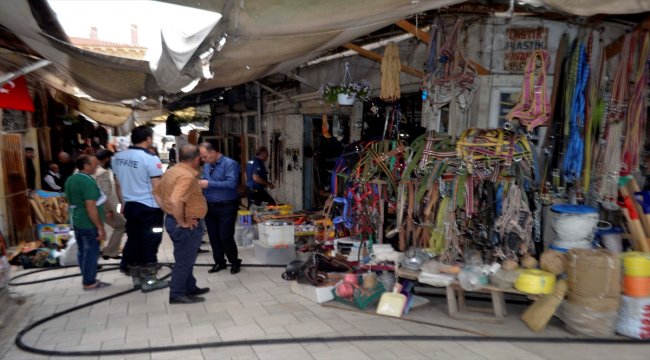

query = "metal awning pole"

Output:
[[0, 59, 51, 87]]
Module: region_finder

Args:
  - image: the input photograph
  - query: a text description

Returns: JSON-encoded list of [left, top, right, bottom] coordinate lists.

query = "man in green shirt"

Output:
[[65, 155, 111, 290]]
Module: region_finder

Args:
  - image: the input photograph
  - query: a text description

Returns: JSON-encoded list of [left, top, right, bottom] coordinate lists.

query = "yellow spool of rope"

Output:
[[621, 252, 650, 277], [515, 269, 556, 295]]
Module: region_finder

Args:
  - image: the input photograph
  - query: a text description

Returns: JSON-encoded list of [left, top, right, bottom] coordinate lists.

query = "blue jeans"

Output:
[[205, 200, 239, 265], [121, 202, 164, 272], [74, 228, 100, 286], [165, 216, 203, 298]]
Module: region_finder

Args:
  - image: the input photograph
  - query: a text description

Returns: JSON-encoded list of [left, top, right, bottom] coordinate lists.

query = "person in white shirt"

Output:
[[93, 150, 125, 260]]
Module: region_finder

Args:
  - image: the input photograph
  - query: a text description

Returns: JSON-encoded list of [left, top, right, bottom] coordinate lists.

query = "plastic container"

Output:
[[332, 275, 385, 310], [599, 227, 624, 254], [258, 221, 294, 247], [254, 240, 295, 265]]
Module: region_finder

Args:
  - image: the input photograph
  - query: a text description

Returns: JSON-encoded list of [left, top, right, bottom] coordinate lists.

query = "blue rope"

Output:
[[562, 42, 590, 183]]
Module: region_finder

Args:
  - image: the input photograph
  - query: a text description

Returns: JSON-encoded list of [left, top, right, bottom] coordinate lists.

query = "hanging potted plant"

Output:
[[319, 80, 372, 105], [319, 62, 372, 106]]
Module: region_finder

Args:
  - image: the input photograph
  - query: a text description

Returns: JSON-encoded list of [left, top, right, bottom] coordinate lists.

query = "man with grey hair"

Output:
[[154, 144, 209, 304]]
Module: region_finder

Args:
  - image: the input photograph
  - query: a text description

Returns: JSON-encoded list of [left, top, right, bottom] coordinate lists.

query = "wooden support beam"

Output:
[[394, 19, 490, 75], [395, 19, 430, 44], [468, 59, 490, 75], [605, 15, 650, 59], [254, 81, 295, 104], [283, 72, 319, 90], [342, 42, 424, 79]]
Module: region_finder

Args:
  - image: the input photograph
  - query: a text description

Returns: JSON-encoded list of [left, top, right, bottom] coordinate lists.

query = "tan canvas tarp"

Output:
[[0, 0, 464, 102]]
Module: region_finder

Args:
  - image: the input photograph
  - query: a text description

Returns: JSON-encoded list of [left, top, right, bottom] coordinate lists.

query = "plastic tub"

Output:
[[258, 221, 294, 247], [254, 240, 295, 265]]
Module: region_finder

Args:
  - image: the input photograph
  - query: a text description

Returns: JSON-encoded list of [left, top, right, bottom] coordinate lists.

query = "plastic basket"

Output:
[[332, 275, 386, 310], [258, 221, 294, 247]]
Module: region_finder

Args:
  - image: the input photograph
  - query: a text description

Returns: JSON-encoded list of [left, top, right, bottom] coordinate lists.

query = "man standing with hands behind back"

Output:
[[198, 142, 242, 274], [65, 155, 110, 290], [155, 144, 209, 304]]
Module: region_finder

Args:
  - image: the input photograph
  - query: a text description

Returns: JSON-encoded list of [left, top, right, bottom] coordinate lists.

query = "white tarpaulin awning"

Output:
[[1, 0, 649, 104]]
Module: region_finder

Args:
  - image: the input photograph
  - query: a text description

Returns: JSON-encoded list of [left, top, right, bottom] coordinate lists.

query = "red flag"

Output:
[[0, 76, 34, 112]]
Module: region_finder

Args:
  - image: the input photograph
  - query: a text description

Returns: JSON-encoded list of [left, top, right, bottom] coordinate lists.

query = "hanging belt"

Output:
[[623, 32, 649, 173]]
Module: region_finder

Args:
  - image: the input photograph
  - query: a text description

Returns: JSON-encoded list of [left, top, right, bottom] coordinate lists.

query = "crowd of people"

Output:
[[44, 125, 277, 304]]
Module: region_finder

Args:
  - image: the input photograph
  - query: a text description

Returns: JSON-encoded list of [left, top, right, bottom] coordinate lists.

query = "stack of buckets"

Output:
[[559, 249, 621, 337], [617, 252, 650, 338]]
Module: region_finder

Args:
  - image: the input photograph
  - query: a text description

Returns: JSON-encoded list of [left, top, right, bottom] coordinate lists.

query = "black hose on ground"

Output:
[[9, 263, 650, 357]]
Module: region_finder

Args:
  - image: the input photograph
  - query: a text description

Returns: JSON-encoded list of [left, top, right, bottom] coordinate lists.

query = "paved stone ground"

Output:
[[1, 232, 648, 360]]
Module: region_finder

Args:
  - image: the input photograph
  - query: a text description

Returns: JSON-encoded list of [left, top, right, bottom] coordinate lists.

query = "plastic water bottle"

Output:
[[242, 213, 254, 247]]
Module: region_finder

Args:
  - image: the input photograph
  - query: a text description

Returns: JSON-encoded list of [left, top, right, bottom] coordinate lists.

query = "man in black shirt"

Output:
[[168, 144, 177, 167], [24, 147, 36, 191]]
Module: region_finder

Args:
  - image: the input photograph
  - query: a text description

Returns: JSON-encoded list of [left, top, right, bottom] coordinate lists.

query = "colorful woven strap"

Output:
[[506, 50, 551, 132]]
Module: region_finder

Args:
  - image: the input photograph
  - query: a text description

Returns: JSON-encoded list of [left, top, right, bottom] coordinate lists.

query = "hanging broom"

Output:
[[521, 279, 568, 332], [380, 43, 401, 102]]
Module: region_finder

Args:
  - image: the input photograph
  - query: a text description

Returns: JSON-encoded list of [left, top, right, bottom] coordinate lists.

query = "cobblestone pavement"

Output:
[[1, 232, 648, 360]]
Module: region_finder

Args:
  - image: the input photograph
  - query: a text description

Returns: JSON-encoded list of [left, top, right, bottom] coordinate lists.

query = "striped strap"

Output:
[[506, 50, 551, 132]]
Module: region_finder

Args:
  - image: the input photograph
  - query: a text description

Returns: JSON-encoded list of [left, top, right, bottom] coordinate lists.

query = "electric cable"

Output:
[[9, 263, 650, 357]]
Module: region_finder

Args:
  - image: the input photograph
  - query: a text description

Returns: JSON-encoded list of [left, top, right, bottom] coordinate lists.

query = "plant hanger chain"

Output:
[[343, 61, 353, 84]]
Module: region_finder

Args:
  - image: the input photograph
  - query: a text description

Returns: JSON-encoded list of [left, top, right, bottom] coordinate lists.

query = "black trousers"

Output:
[[121, 202, 164, 271], [247, 188, 276, 208], [205, 200, 239, 265]]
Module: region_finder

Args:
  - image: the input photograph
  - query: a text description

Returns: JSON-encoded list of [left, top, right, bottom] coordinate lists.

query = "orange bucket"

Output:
[[623, 276, 650, 297]]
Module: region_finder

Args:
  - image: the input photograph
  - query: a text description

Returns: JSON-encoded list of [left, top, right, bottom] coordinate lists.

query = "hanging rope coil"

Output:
[[380, 43, 401, 102], [562, 41, 589, 184], [515, 269, 556, 295]]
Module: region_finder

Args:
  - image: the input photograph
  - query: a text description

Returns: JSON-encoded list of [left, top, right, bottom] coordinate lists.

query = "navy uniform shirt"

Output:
[[202, 155, 240, 202], [246, 157, 267, 190]]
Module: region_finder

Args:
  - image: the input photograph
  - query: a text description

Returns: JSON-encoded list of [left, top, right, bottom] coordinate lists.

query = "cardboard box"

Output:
[[291, 280, 336, 304], [37, 224, 72, 246]]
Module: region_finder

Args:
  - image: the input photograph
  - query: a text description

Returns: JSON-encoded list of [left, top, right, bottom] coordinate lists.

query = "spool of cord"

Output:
[[621, 252, 650, 277], [540, 250, 567, 275], [623, 275, 650, 298], [515, 269, 556, 294], [551, 204, 599, 250]]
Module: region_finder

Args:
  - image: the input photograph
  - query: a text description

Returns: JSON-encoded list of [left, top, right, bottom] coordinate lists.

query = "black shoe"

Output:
[[169, 295, 205, 304], [201, 240, 207, 244], [197, 248, 210, 254], [230, 260, 242, 274], [208, 263, 227, 273], [102, 255, 122, 260], [188, 287, 210, 296]]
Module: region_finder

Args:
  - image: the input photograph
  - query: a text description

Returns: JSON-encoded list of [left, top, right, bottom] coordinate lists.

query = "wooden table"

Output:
[[414, 280, 530, 324], [445, 282, 529, 323]]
